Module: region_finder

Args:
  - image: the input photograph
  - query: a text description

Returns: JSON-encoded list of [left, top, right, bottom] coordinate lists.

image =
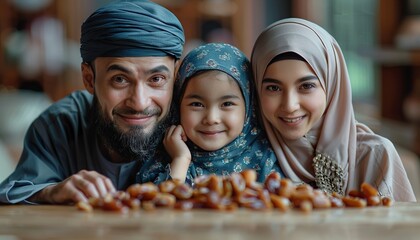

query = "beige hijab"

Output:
[[251, 18, 416, 201]]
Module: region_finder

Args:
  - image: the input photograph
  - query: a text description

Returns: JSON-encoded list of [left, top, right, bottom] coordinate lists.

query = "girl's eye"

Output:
[[189, 102, 203, 107], [222, 101, 235, 107]]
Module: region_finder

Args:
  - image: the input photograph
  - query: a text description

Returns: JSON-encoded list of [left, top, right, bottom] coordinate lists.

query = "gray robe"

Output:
[[0, 91, 140, 204]]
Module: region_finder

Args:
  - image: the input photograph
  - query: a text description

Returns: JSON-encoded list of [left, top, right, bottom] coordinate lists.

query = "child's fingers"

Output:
[[173, 125, 187, 142], [165, 125, 177, 138], [163, 125, 177, 148]]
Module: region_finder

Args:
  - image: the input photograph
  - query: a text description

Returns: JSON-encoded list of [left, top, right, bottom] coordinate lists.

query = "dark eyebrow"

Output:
[[262, 78, 280, 84], [183, 94, 241, 101], [298, 75, 318, 82], [106, 64, 171, 75], [262, 75, 318, 84], [107, 64, 131, 74], [220, 94, 241, 100], [184, 94, 203, 100], [146, 65, 171, 75]]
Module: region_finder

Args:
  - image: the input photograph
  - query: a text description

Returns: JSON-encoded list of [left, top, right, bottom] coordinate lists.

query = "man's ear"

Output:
[[174, 59, 180, 82], [174, 59, 180, 73], [81, 63, 95, 94]]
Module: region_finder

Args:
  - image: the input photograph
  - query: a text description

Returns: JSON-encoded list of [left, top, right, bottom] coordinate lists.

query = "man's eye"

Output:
[[151, 76, 163, 82], [150, 75, 166, 85], [113, 75, 128, 84]]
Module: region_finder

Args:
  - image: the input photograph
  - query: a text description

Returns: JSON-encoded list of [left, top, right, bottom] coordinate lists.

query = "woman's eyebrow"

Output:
[[262, 78, 280, 84], [262, 75, 318, 83], [298, 75, 318, 82]]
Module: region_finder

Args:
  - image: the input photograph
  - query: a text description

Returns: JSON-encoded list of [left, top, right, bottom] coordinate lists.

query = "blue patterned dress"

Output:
[[138, 43, 283, 184]]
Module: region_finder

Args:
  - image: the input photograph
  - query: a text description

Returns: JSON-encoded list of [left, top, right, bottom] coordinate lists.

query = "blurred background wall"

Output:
[[0, 0, 419, 193]]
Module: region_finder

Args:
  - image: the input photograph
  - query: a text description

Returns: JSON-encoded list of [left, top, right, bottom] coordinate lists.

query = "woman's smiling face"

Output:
[[260, 59, 326, 140]]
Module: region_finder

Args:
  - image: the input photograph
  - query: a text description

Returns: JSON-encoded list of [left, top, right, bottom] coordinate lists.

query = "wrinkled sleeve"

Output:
[[354, 135, 416, 202], [0, 119, 66, 204], [138, 158, 195, 186]]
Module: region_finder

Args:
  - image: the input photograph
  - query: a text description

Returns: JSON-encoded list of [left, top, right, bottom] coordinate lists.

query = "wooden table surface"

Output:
[[1, 203, 420, 240]]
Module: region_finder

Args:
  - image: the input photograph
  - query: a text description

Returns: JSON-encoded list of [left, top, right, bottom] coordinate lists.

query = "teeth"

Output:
[[282, 117, 302, 123]]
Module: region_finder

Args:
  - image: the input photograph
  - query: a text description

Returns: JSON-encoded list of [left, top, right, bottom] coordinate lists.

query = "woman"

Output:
[[251, 18, 416, 201]]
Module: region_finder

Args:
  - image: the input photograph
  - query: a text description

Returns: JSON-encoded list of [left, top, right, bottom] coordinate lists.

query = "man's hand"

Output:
[[29, 170, 116, 204]]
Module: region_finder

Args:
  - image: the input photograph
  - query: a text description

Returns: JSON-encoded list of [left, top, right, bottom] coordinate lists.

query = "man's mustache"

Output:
[[113, 108, 161, 117]]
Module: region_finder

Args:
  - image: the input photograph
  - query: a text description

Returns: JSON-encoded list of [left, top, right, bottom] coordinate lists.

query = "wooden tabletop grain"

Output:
[[1, 202, 420, 240]]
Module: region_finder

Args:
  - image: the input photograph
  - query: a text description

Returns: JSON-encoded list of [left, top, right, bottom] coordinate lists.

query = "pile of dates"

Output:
[[76, 169, 393, 213]]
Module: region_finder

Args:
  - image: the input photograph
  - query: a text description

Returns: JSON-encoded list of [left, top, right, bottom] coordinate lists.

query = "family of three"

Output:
[[0, 0, 415, 204]]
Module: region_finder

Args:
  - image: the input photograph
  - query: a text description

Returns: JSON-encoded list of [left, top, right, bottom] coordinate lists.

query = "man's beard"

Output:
[[92, 95, 170, 162]]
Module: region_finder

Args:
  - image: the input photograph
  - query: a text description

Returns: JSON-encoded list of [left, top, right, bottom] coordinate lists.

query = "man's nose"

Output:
[[126, 84, 151, 111]]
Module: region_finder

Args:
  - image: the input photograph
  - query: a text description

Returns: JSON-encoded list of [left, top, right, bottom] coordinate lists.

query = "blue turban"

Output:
[[80, 0, 185, 62]]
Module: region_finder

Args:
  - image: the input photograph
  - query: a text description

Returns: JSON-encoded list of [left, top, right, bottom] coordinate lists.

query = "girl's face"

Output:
[[261, 59, 326, 140], [180, 71, 246, 151]]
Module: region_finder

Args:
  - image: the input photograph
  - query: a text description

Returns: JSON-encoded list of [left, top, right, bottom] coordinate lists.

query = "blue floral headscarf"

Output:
[[138, 43, 282, 184]]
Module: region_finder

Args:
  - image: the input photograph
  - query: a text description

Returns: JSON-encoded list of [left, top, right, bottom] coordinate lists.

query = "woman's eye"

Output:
[[266, 85, 280, 91], [301, 82, 316, 90]]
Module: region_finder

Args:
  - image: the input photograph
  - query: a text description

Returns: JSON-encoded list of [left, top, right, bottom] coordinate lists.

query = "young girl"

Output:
[[139, 43, 282, 184], [251, 18, 416, 201]]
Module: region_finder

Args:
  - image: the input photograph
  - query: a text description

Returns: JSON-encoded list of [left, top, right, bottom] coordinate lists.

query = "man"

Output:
[[0, 0, 185, 204]]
